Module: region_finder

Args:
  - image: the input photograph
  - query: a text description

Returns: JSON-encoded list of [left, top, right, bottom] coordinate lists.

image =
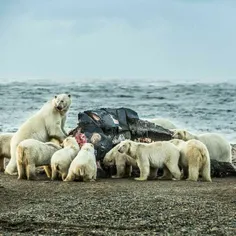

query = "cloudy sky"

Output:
[[0, 0, 235, 82]]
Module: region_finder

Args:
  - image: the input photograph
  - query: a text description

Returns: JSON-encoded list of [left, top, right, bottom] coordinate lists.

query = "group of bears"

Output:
[[0, 94, 233, 182]]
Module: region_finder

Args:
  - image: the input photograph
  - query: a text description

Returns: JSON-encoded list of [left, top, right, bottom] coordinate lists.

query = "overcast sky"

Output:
[[0, 0, 235, 82]]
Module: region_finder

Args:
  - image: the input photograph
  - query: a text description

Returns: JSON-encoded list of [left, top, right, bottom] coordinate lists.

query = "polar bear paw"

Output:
[[134, 177, 147, 181]]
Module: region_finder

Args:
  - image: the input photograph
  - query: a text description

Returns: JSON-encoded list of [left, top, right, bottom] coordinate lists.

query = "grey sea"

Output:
[[0, 79, 235, 142]]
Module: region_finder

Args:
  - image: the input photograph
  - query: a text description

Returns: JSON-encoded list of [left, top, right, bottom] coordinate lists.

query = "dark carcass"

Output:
[[69, 107, 173, 162]]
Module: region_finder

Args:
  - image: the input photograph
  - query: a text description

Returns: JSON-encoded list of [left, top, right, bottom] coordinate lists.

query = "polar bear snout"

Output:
[[56, 105, 63, 111], [103, 158, 114, 166]]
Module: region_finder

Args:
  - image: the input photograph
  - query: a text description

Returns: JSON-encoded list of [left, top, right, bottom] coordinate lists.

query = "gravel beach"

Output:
[[0, 173, 235, 235]]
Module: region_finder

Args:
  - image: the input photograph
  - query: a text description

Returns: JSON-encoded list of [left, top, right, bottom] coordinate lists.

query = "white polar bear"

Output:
[[0, 133, 14, 171], [117, 140, 181, 181], [16, 139, 62, 180], [64, 143, 97, 182], [5, 94, 71, 175], [172, 129, 232, 163], [103, 144, 137, 178], [147, 118, 177, 130], [170, 139, 212, 182], [51, 137, 80, 181]]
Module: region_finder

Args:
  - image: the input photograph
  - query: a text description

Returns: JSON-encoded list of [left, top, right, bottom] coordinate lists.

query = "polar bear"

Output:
[[147, 118, 177, 130], [0, 133, 14, 171], [5, 94, 71, 175], [103, 144, 137, 178], [117, 140, 181, 181], [16, 139, 62, 180], [172, 129, 232, 163], [51, 137, 80, 181], [64, 143, 97, 182], [170, 139, 212, 182]]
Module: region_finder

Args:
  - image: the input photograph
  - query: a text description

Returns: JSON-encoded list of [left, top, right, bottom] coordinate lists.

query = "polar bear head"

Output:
[[172, 129, 194, 141], [90, 133, 102, 145], [63, 137, 80, 150], [103, 146, 117, 166], [53, 94, 71, 113], [117, 140, 131, 153], [81, 143, 95, 153]]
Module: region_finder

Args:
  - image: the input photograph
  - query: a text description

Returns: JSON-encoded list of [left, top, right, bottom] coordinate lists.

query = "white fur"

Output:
[[170, 139, 212, 182], [117, 140, 181, 181], [5, 94, 71, 175], [172, 129, 232, 163], [64, 143, 97, 182], [0, 133, 13, 171], [103, 144, 137, 178], [51, 137, 80, 181], [147, 118, 177, 129], [16, 139, 62, 180]]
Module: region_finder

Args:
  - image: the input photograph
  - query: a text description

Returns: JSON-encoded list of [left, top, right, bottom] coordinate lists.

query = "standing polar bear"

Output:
[[103, 144, 137, 178], [5, 94, 71, 175], [117, 140, 181, 181], [51, 137, 80, 181], [172, 129, 232, 163], [16, 139, 62, 180], [0, 133, 14, 171], [170, 139, 212, 182], [64, 143, 97, 182]]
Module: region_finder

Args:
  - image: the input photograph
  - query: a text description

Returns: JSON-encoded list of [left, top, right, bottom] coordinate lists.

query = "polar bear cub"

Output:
[[5, 94, 71, 175], [16, 139, 62, 180], [51, 137, 80, 181], [117, 140, 181, 181], [170, 139, 211, 182], [172, 129, 232, 163], [0, 133, 14, 171], [103, 144, 137, 178], [64, 143, 97, 182]]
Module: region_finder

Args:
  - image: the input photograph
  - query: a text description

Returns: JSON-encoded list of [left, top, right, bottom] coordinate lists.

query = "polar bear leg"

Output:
[[201, 163, 212, 182], [61, 171, 68, 181], [159, 166, 173, 180], [64, 172, 75, 182], [17, 163, 27, 180], [124, 165, 132, 177], [182, 167, 188, 179], [26, 164, 36, 180], [165, 162, 181, 180], [187, 166, 199, 181], [44, 166, 52, 178], [51, 165, 58, 180], [112, 164, 125, 178], [0, 157, 4, 172], [5, 144, 18, 175], [93, 168, 97, 180], [149, 167, 158, 179], [134, 158, 150, 181]]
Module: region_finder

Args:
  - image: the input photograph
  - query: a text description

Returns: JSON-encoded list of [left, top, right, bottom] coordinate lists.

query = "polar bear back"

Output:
[[73, 149, 95, 166], [51, 147, 77, 167], [147, 118, 177, 129], [19, 139, 61, 166], [198, 133, 231, 163], [137, 141, 180, 168]]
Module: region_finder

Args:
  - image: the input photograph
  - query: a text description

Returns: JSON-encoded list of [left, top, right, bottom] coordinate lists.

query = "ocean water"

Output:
[[0, 79, 235, 142]]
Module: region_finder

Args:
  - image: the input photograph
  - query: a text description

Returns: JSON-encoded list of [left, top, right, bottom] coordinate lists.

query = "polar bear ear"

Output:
[[183, 131, 187, 138], [68, 94, 71, 98]]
